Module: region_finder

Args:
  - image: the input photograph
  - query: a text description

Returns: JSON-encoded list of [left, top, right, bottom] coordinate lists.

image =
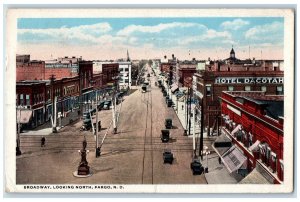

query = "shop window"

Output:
[[245, 86, 251, 91], [26, 95, 30, 105], [279, 159, 284, 181], [266, 146, 271, 167], [228, 86, 234, 91], [20, 94, 24, 106], [276, 86, 283, 95], [271, 152, 277, 173], [261, 86, 267, 92]]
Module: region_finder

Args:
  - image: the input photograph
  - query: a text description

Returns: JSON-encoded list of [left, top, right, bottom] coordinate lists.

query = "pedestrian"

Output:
[[41, 137, 46, 147], [218, 157, 222, 165], [182, 105, 184, 110]]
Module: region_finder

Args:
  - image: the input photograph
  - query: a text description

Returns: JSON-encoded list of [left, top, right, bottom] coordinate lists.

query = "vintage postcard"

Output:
[[4, 8, 294, 193]]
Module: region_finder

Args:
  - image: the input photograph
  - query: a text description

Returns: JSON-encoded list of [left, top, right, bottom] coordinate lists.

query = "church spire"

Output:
[[230, 46, 235, 59], [126, 49, 130, 62]]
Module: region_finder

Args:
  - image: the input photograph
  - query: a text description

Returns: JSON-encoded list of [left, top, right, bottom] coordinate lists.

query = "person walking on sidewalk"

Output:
[[41, 137, 46, 147], [182, 104, 184, 110]]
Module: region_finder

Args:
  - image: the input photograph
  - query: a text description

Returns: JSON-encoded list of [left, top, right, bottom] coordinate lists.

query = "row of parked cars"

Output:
[[157, 77, 204, 175], [81, 91, 127, 131]]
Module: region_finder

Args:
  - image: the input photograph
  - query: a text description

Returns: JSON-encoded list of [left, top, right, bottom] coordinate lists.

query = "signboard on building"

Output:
[[215, 77, 283, 84], [197, 62, 205, 70]]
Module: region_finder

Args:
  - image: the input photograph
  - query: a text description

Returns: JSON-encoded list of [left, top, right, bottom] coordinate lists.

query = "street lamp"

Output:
[[111, 76, 119, 134], [89, 80, 100, 158], [203, 146, 210, 173]]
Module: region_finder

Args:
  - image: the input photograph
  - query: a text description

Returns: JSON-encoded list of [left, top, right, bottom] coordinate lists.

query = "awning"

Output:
[[238, 168, 271, 184], [221, 145, 247, 173], [171, 84, 179, 93], [17, 109, 33, 124], [249, 140, 261, 152]]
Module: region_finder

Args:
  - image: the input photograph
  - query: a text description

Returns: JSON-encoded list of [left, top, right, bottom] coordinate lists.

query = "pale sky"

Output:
[[17, 17, 284, 61]]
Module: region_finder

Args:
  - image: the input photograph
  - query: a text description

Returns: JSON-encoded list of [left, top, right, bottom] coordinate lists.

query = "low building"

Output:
[[215, 91, 283, 184], [16, 81, 47, 128]]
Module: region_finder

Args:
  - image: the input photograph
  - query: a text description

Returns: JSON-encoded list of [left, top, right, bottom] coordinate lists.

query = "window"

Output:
[[261, 86, 267, 92], [26, 95, 30, 105], [206, 85, 211, 96], [228, 86, 234, 91], [245, 86, 251, 91], [20, 94, 24, 105], [276, 86, 283, 95]]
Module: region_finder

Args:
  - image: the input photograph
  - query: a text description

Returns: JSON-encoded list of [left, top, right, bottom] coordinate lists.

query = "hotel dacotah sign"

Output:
[[215, 77, 284, 84]]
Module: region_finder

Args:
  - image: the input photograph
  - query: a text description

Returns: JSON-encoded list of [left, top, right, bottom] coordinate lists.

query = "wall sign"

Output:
[[215, 77, 283, 84]]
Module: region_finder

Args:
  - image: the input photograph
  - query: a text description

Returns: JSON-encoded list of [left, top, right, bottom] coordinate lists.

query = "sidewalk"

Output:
[[21, 110, 81, 136], [161, 82, 202, 137], [203, 152, 239, 184]]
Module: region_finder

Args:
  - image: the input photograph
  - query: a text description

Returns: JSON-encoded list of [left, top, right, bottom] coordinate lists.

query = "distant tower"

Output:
[[230, 45, 236, 59], [126, 49, 131, 62]]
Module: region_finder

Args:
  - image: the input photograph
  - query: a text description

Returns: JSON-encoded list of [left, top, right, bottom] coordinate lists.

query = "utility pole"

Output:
[[199, 98, 204, 160], [112, 94, 117, 134], [95, 89, 100, 157], [50, 75, 57, 133], [188, 88, 192, 136], [192, 102, 196, 158], [16, 109, 22, 155]]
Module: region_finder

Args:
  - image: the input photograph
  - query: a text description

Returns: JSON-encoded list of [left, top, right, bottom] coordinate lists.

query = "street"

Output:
[[16, 67, 208, 184]]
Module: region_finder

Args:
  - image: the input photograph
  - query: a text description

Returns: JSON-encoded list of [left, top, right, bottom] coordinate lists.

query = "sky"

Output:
[[17, 17, 284, 61]]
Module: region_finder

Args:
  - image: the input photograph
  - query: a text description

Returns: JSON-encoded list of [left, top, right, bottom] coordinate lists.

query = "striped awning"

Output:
[[171, 84, 179, 92], [221, 145, 247, 173], [17, 109, 33, 124]]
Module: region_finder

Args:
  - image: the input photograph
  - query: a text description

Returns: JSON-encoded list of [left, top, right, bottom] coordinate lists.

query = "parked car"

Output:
[[190, 159, 204, 175], [165, 119, 172, 129], [163, 149, 174, 164], [103, 104, 109, 110], [161, 130, 170, 143]]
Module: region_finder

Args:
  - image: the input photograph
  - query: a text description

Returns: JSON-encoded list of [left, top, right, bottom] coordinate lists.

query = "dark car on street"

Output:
[[165, 119, 172, 129], [190, 159, 204, 175], [161, 130, 170, 143], [163, 149, 174, 164], [167, 100, 173, 107]]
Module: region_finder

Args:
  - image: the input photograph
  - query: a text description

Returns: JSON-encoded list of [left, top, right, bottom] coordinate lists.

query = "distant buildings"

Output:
[[117, 50, 132, 89]]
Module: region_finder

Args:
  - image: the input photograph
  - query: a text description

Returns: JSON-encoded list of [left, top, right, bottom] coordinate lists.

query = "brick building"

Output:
[[16, 81, 47, 128], [16, 56, 111, 129], [178, 62, 197, 87], [16, 60, 45, 81], [102, 63, 119, 84], [215, 91, 284, 184], [193, 48, 284, 135]]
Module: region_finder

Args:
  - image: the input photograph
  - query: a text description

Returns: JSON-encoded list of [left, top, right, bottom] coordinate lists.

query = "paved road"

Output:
[[16, 66, 208, 184]]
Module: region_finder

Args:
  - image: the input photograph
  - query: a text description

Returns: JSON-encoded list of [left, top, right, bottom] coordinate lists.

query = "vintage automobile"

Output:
[[161, 129, 170, 143], [165, 118, 172, 129], [82, 119, 92, 131], [163, 149, 174, 164], [167, 100, 173, 107], [190, 159, 204, 175], [142, 85, 147, 93]]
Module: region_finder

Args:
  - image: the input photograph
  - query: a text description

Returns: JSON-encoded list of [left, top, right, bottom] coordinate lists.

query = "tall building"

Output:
[[118, 50, 132, 89], [193, 48, 284, 135]]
